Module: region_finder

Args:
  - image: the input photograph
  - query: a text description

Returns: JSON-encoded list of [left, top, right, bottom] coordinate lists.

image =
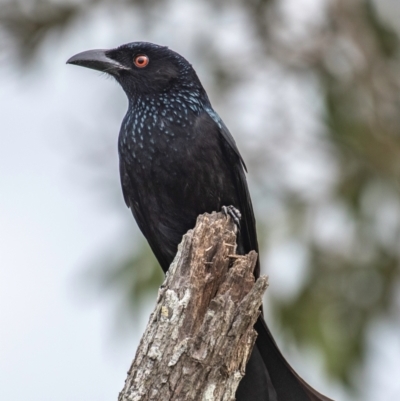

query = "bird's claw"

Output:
[[222, 205, 241, 229]]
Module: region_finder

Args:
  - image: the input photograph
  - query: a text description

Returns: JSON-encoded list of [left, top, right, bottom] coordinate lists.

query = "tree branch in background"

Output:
[[118, 212, 268, 401]]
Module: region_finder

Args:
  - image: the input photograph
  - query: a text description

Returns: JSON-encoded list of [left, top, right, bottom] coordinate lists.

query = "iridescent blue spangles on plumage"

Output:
[[120, 88, 203, 162], [67, 41, 332, 401]]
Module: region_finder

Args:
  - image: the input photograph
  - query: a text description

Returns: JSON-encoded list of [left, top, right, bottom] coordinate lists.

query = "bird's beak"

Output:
[[66, 49, 128, 73]]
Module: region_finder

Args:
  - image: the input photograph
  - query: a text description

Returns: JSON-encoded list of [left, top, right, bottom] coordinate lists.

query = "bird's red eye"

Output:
[[134, 55, 149, 68]]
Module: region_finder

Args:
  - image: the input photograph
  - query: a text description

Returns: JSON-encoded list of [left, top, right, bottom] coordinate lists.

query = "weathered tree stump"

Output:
[[118, 211, 268, 401]]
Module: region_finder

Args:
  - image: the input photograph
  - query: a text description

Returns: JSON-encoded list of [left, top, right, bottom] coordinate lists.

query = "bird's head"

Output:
[[67, 42, 202, 98]]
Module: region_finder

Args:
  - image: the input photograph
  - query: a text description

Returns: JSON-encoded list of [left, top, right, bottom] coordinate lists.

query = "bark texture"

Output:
[[118, 211, 268, 401]]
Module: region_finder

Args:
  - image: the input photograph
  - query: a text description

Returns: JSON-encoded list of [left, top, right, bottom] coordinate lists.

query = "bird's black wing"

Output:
[[205, 108, 259, 278], [205, 108, 247, 171]]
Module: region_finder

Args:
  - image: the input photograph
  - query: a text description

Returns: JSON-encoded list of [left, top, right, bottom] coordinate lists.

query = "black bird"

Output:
[[67, 42, 332, 401]]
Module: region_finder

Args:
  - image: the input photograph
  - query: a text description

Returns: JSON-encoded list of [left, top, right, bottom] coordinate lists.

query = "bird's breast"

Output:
[[119, 108, 228, 196], [119, 100, 202, 168]]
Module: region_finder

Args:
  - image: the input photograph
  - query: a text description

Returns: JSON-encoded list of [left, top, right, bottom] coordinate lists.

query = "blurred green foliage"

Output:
[[2, 0, 399, 392], [91, 240, 164, 317]]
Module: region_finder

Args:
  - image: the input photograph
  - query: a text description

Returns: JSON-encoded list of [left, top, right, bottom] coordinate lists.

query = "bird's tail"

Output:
[[236, 316, 334, 401]]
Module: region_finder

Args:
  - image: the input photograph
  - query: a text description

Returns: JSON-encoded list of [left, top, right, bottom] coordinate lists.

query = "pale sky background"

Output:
[[1, 1, 399, 400]]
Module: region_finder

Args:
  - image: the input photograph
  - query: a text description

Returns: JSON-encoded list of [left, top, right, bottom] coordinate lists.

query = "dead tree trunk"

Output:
[[118, 211, 268, 401]]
